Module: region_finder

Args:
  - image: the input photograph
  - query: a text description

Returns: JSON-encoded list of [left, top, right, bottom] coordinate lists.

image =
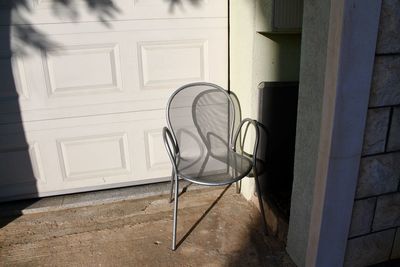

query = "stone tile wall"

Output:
[[345, 1, 400, 266]]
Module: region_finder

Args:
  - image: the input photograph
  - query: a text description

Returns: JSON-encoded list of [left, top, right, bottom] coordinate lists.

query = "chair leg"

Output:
[[169, 169, 175, 203], [235, 181, 241, 194], [254, 167, 267, 235], [172, 174, 179, 250]]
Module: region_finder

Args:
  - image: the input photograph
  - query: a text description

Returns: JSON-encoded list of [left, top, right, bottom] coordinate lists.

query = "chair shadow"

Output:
[[174, 184, 231, 250], [178, 181, 193, 199]]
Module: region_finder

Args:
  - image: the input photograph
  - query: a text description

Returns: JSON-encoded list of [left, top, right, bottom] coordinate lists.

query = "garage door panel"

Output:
[[144, 129, 170, 172], [43, 43, 123, 97], [0, 23, 227, 122], [38, 26, 224, 104], [49, 114, 170, 190], [0, 49, 50, 115], [0, 142, 46, 186], [0, 110, 176, 200], [0, 3, 227, 200], [138, 39, 208, 90], [142, 128, 172, 179], [0, 55, 29, 100], [58, 132, 131, 181], [130, 0, 227, 24], [30, 0, 134, 11], [0, 0, 226, 25]]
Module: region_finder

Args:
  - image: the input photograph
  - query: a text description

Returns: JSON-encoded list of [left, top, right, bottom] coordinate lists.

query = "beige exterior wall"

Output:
[[229, 0, 301, 199]]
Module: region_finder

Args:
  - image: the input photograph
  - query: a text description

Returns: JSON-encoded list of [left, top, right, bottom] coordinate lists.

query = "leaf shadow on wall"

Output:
[[0, 0, 202, 229]]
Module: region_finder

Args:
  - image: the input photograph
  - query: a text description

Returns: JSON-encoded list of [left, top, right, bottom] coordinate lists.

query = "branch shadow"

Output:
[[1, 0, 205, 228], [0, 0, 208, 230], [0, 0, 122, 229], [167, 0, 203, 13]]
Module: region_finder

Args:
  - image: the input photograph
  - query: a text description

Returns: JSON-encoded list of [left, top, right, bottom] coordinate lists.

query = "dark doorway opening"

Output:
[[257, 81, 299, 242]]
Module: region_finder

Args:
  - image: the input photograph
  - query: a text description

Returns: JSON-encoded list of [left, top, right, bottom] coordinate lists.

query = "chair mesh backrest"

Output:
[[167, 83, 235, 162]]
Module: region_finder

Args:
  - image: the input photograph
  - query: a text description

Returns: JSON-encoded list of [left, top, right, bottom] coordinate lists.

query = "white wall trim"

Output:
[[303, 0, 382, 266]]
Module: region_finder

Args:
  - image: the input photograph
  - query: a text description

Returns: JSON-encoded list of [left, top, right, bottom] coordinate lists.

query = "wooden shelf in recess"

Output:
[[258, 31, 302, 36]]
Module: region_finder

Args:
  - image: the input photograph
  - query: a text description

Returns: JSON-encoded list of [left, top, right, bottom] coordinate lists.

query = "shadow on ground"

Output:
[[0, 185, 294, 266]]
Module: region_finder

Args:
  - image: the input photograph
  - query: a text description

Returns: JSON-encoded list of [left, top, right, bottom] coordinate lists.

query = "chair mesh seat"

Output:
[[166, 83, 252, 186], [176, 150, 252, 186]]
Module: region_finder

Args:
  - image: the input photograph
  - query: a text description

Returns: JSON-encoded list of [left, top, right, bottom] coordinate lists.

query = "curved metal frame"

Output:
[[165, 82, 236, 151], [162, 82, 267, 250], [232, 119, 267, 234]]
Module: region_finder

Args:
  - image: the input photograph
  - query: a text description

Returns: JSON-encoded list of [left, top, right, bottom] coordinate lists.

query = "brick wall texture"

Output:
[[344, 1, 400, 266]]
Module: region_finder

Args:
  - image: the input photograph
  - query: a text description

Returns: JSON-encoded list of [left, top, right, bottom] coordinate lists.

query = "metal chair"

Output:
[[162, 82, 267, 250]]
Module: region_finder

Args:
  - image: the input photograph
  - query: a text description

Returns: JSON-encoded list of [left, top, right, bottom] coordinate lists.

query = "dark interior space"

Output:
[[257, 81, 299, 223]]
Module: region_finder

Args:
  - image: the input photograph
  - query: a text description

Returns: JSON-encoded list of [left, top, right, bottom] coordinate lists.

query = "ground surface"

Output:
[[0, 185, 295, 267]]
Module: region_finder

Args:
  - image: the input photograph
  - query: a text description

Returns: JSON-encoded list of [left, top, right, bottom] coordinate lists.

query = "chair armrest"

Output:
[[232, 118, 260, 167], [162, 127, 179, 171]]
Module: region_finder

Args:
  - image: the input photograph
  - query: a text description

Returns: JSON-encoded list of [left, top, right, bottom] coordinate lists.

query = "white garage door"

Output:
[[0, 0, 227, 201]]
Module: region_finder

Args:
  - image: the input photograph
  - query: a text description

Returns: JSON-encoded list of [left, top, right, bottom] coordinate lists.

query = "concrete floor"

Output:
[[0, 185, 295, 267]]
